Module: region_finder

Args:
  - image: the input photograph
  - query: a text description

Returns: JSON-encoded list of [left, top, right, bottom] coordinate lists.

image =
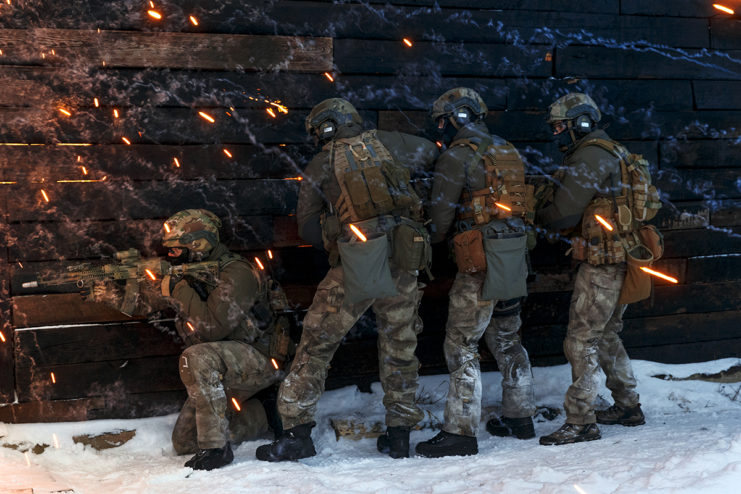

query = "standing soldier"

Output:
[[538, 93, 650, 446], [415, 88, 536, 458], [256, 98, 438, 461], [89, 209, 282, 470]]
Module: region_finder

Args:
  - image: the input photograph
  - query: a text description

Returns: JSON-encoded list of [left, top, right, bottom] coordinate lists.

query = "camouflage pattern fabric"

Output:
[[172, 340, 278, 452], [277, 265, 425, 430], [563, 262, 639, 424], [443, 272, 535, 437]]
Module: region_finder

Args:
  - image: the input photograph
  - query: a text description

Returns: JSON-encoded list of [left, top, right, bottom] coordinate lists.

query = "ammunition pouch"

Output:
[[452, 228, 486, 274], [337, 224, 397, 305], [480, 222, 528, 302], [618, 244, 654, 305], [638, 224, 664, 260], [576, 198, 627, 266], [392, 219, 432, 274]]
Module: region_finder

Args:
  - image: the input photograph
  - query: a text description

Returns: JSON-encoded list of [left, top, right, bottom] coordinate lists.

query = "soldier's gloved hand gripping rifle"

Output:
[[22, 248, 219, 316]]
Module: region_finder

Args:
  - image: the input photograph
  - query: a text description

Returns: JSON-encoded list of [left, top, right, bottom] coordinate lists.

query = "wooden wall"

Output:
[[1, 0, 740, 421]]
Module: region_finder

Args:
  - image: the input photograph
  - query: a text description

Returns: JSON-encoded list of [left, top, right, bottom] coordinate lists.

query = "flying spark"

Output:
[[640, 267, 679, 284], [495, 202, 512, 212], [223, 148, 232, 158], [186, 321, 196, 332], [349, 224, 367, 242], [147, 10, 162, 19], [271, 358, 279, 370], [81, 166, 88, 175], [254, 257, 265, 270], [121, 137, 131, 145], [93, 97, 99, 107], [41, 189, 49, 202], [267, 250, 273, 259], [713, 4, 735, 14], [198, 111, 215, 123], [0, 331, 6, 343], [145, 269, 157, 281], [266, 108, 276, 118], [189, 15, 199, 26], [164, 222, 171, 233], [594, 214, 613, 231], [403, 38, 413, 47], [58, 108, 71, 117], [50, 372, 56, 383], [113, 109, 119, 118], [324, 72, 334, 82], [173, 157, 180, 167], [231, 397, 241, 411]]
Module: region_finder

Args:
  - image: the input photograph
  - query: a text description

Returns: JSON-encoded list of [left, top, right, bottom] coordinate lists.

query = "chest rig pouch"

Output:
[[455, 138, 532, 226], [330, 130, 421, 224]]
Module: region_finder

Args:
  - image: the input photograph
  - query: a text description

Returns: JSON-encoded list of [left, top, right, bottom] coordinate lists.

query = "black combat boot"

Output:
[[596, 403, 645, 426], [415, 431, 478, 458], [539, 423, 601, 446], [185, 442, 234, 470], [486, 415, 536, 440], [376, 426, 411, 459], [255, 423, 316, 462]]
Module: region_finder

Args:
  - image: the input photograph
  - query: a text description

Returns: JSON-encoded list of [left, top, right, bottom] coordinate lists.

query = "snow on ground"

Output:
[[2, 358, 741, 494]]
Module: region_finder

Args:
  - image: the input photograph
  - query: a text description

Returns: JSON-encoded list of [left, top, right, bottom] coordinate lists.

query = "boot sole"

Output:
[[539, 434, 601, 446], [596, 418, 645, 427]]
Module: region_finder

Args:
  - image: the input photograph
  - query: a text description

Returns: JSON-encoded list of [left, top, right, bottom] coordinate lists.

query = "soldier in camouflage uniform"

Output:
[[256, 98, 438, 462], [91, 210, 280, 470], [537, 93, 645, 446], [415, 88, 536, 458]]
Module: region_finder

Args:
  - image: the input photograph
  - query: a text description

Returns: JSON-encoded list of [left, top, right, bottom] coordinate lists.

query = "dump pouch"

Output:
[[452, 229, 486, 274], [481, 232, 528, 301], [392, 221, 431, 272], [338, 232, 397, 305], [618, 244, 654, 305]]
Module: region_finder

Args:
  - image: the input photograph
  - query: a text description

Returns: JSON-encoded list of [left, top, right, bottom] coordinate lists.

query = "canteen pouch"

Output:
[[481, 233, 528, 301], [392, 221, 431, 272], [338, 232, 397, 305], [452, 229, 486, 273], [618, 244, 654, 305]]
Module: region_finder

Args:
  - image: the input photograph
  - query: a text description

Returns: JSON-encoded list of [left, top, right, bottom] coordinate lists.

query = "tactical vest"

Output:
[[570, 138, 661, 266], [453, 137, 533, 226], [328, 130, 422, 225]]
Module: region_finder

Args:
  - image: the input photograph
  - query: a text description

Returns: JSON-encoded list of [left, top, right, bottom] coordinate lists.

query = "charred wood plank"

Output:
[[557, 46, 741, 80], [0, 397, 105, 423], [12, 293, 134, 327], [620, 1, 717, 18], [14, 354, 182, 402], [14, 321, 183, 365], [0, 144, 311, 182], [662, 227, 741, 258], [660, 138, 741, 168], [685, 255, 741, 283], [711, 18, 741, 50], [651, 202, 709, 230], [656, 168, 741, 201], [7, 179, 298, 222], [711, 200, 741, 227], [0, 263, 13, 402], [694, 81, 741, 110], [0, 29, 332, 71], [335, 39, 551, 77]]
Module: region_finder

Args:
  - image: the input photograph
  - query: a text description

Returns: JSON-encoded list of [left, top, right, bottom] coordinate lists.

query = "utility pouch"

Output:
[[338, 232, 398, 305], [392, 221, 431, 272], [618, 244, 654, 305], [452, 229, 486, 273], [481, 233, 528, 301], [362, 165, 395, 214], [343, 169, 377, 220], [638, 224, 664, 260], [570, 236, 588, 261]]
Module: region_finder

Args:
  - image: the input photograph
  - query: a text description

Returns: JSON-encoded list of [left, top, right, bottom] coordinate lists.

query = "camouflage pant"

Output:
[[563, 262, 639, 425], [278, 265, 425, 430], [172, 341, 278, 454], [443, 271, 535, 437]]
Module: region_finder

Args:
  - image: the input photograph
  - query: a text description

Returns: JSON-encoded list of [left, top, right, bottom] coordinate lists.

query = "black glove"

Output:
[[183, 275, 210, 301]]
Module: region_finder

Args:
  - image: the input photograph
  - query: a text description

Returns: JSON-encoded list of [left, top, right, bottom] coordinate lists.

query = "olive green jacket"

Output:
[[536, 129, 622, 231], [428, 121, 510, 244], [168, 243, 264, 348], [296, 123, 439, 247]]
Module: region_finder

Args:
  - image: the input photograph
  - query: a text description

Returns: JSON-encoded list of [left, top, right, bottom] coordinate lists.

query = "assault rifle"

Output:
[[21, 248, 219, 316]]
